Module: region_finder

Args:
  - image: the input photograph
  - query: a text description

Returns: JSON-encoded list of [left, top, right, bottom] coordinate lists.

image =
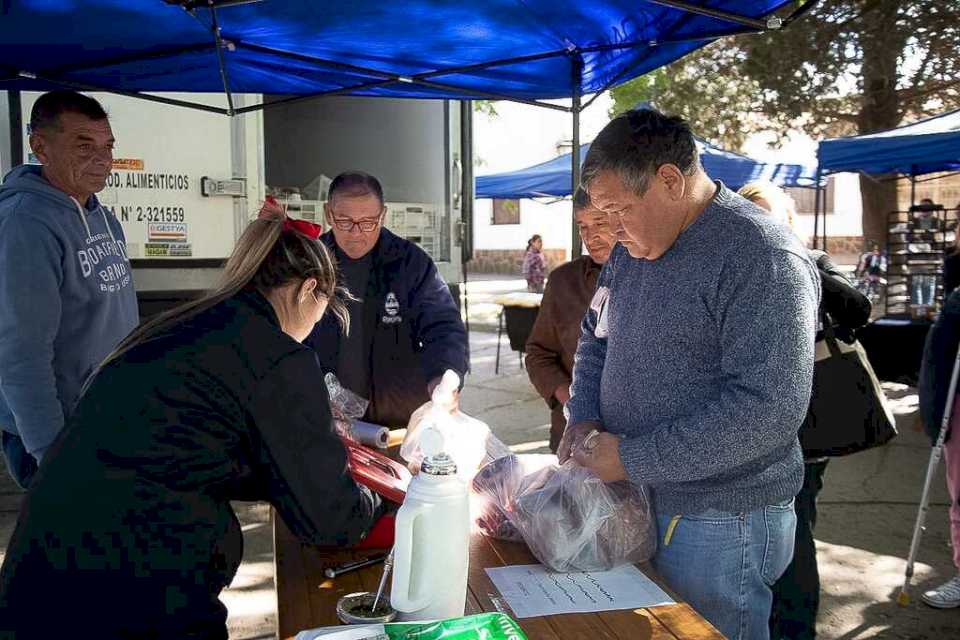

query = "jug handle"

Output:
[[390, 501, 433, 612]]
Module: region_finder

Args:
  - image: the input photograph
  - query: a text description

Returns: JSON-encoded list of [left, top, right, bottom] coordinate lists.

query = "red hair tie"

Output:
[[283, 217, 323, 239], [258, 196, 323, 239]]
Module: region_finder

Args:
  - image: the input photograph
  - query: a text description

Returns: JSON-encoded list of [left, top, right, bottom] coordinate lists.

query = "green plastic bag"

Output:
[[385, 613, 526, 639], [296, 613, 527, 640]]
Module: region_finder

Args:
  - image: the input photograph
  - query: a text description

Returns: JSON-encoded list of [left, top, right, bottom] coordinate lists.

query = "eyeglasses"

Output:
[[331, 215, 382, 233]]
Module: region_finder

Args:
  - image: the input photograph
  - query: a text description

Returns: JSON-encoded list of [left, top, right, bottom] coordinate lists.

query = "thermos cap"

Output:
[[421, 451, 458, 476]]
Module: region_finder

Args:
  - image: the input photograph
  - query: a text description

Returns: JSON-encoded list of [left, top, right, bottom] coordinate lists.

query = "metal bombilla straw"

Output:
[[372, 547, 395, 613]]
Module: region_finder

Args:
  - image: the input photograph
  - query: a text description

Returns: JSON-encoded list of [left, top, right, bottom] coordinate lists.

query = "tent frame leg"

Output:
[[570, 55, 584, 260]]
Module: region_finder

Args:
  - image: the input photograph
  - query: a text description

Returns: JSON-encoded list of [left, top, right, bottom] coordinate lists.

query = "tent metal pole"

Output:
[[460, 100, 474, 368], [642, 0, 771, 30], [207, 2, 235, 116], [9, 90, 22, 166], [571, 55, 583, 260], [813, 168, 822, 250], [910, 166, 917, 207], [232, 78, 402, 115], [9, 71, 230, 115], [822, 181, 828, 252], [407, 79, 572, 112]]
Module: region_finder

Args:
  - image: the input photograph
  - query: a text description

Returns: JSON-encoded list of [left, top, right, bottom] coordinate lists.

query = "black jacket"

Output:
[[306, 229, 468, 427], [919, 289, 960, 444], [0, 290, 379, 639], [811, 250, 872, 343], [944, 249, 960, 298]]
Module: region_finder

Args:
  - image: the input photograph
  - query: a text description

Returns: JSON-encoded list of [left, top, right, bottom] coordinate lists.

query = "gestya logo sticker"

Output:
[[382, 292, 402, 325]]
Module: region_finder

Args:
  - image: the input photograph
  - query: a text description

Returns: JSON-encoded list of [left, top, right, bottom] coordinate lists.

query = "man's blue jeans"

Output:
[[652, 500, 796, 640], [1, 430, 38, 489]]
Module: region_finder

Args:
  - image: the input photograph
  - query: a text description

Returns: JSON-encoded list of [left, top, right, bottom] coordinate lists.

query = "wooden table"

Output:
[[273, 513, 725, 639]]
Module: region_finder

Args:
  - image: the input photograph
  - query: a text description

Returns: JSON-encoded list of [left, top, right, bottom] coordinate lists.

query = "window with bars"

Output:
[[492, 198, 521, 225]]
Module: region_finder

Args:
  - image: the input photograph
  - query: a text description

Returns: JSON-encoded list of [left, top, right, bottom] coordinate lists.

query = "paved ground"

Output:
[[2, 327, 959, 639]]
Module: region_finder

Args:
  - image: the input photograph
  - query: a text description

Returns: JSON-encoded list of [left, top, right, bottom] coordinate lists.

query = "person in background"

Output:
[[0, 211, 381, 638], [911, 199, 943, 307], [918, 288, 960, 608], [525, 188, 616, 452], [0, 90, 138, 488], [522, 234, 546, 293], [943, 218, 960, 298], [560, 108, 819, 640], [306, 171, 467, 428], [739, 181, 872, 640]]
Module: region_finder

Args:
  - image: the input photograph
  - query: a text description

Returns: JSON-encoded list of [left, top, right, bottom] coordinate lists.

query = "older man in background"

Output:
[[525, 187, 616, 453]]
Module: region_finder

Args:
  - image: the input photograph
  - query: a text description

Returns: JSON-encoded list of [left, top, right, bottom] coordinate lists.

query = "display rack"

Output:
[[884, 206, 958, 316]]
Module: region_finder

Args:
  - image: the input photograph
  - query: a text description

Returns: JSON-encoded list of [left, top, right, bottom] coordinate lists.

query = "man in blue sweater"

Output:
[[0, 91, 139, 487], [560, 109, 819, 640]]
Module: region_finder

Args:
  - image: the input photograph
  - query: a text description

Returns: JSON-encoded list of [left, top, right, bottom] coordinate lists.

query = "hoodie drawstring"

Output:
[[69, 197, 93, 240], [99, 206, 119, 248]]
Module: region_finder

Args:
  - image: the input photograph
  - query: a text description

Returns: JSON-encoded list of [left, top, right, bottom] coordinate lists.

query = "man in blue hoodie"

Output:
[[0, 91, 139, 487]]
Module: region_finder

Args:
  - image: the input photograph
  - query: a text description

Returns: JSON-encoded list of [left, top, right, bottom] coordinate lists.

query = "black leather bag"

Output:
[[800, 319, 898, 457]]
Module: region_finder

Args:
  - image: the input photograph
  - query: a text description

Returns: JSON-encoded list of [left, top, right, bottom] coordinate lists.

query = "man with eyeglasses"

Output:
[[305, 171, 467, 428]]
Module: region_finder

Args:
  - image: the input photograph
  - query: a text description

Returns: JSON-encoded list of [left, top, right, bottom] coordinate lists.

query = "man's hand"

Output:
[[426, 377, 460, 410], [572, 432, 628, 482], [557, 420, 603, 463], [554, 384, 571, 405]]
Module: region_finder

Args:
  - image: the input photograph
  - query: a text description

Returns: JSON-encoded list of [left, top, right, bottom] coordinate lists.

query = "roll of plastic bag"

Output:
[[353, 420, 390, 449]]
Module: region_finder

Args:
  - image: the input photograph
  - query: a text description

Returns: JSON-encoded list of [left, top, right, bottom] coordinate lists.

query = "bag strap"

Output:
[[820, 308, 843, 359]]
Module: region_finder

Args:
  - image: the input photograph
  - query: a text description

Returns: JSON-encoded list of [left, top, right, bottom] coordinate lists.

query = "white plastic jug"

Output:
[[390, 428, 470, 621]]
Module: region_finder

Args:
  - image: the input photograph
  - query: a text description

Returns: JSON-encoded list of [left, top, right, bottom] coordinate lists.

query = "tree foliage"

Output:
[[609, 0, 960, 244]]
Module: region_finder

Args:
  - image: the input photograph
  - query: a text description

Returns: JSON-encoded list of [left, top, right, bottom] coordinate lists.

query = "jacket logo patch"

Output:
[[382, 292, 402, 324]]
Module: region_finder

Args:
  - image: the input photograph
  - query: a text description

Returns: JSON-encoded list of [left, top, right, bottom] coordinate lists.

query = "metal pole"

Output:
[[813, 168, 822, 250], [208, 1, 235, 116], [9, 90, 22, 166], [571, 55, 583, 260], [460, 100, 474, 368], [910, 167, 917, 208], [821, 179, 828, 252]]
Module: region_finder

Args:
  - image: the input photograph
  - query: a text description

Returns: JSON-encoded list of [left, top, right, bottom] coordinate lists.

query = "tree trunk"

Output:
[[855, 1, 906, 250]]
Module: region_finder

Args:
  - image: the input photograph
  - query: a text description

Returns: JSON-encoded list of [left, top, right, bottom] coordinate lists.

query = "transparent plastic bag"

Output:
[[401, 370, 510, 481], [471, 454, 657, 572], [324, 373, 369, 441], [470, 454, 555, 541]]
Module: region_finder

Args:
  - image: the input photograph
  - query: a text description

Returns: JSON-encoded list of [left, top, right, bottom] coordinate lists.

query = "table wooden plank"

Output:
[[488, 537, 620, 640], [274, 511, 316, 638], [647, 603, 726, 640], [467, 535, 561, 640]]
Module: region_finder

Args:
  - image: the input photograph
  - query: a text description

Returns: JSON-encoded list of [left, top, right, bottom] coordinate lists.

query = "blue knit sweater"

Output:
[[566, 184, 820, 516]]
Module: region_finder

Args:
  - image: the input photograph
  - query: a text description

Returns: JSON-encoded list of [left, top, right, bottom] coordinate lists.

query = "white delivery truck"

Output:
[[1, 91, 468, 317]]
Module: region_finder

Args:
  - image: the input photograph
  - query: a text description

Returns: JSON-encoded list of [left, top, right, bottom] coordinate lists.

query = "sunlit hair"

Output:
[[83, 214, 349, 393], [738, 181, 796, 228], [573, 186, 591, 212], [582, 108, 701, 197]]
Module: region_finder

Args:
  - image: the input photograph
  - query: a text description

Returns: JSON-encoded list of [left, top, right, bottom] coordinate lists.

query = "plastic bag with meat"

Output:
[[471, 453, 657, 572]]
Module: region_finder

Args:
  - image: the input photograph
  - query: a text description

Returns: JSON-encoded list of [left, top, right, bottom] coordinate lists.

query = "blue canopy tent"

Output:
[[1, 0, 814, 256], [816, 109, 960, 381], [477, 140, 817, 199], [813, 108, 960, 248]]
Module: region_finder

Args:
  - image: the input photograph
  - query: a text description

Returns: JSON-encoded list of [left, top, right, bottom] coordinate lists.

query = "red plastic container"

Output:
[[342, 438, 411, 549], [342, 438, 411, 505]]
